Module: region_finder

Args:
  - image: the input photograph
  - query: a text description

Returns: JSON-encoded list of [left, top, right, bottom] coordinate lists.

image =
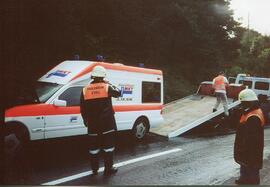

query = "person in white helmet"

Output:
[[234, 89, 265, 185], [80, 65, 121, 176], [212, 71, 229, 116]]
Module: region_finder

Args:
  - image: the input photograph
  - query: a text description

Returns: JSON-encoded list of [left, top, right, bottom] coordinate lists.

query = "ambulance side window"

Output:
[[58, 86, 83, 106], [255, 81, 269, 90], [142, 82, 161, 103]]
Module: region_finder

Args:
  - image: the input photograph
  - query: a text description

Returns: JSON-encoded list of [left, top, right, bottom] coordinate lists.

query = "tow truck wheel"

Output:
[[132, 118, 149, 140]]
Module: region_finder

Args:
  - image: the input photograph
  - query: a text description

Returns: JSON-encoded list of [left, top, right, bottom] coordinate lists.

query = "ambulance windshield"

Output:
[[36, 81, 63, 103]]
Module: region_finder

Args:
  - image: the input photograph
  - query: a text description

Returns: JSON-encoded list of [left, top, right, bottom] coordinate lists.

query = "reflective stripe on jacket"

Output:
[[83, 83, 109, 100], [240, 108, 265, 127]]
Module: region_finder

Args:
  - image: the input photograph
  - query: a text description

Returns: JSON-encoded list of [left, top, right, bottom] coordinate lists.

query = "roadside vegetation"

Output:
[[3, 0, 270, 104]]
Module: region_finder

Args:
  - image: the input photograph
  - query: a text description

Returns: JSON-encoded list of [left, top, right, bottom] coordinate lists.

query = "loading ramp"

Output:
[[150, 82, 243, 138]]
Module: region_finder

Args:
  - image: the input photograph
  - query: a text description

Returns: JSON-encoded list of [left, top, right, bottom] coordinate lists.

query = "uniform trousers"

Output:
[[214, 92, 229, 116], [88, 131, 115, 171]]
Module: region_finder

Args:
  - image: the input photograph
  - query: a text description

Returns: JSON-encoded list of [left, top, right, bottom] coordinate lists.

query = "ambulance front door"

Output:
[[44, 86, 87, 139]]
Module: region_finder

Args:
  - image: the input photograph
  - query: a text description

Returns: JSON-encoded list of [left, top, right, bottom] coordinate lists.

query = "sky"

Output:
[[230, 0, 270, 35]]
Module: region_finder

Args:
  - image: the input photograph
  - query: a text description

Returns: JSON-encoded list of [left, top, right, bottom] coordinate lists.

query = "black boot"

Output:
[[235, 178, 251, 185], [90, 152, 99, 176], [91, 170, 98, 177], [213, 108, 217, 112], [235, 176, 260, 185], [103, 151, 117, 176], [104, 167, 118, 176]]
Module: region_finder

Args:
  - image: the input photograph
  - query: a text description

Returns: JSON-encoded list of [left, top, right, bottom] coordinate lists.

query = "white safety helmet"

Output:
[[91, 65, 106, 78], [238, 89, 258, 102]]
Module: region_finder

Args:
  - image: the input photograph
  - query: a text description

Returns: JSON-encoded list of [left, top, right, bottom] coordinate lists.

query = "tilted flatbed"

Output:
[[150, 82, 244, 138]]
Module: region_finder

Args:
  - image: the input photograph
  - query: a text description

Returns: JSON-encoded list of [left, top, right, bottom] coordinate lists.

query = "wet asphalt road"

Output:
[[4, 126, 270, 185]]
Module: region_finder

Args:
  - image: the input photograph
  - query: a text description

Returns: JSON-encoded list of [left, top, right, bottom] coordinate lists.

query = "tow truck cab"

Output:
[[230, 74, 270, 99]]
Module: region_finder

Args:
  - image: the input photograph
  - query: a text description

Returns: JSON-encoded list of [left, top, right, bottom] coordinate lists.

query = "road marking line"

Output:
[[41, 148, 182, 185]]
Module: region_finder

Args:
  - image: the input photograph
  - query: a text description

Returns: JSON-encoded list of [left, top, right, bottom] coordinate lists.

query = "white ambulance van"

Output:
[[230, 73, 270, 98], [5, 60, 164, 147]]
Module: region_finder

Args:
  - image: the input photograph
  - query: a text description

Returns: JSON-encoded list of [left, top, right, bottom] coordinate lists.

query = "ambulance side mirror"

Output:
[[53, 99, 67, 107]]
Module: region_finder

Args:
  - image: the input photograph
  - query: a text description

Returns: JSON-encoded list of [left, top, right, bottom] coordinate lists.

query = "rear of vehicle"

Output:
[[107, 65, 164, 139]]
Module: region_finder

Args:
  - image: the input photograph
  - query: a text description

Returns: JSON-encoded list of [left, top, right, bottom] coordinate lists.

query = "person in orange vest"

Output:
[[212, 71, 229, 116], [80, 65, 121, 176], [234, 89, 265, 185]]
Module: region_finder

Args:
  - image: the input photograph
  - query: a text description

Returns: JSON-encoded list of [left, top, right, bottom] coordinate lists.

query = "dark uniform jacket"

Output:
[[234, 106, 264, 169], [80, 80, 121, 135]]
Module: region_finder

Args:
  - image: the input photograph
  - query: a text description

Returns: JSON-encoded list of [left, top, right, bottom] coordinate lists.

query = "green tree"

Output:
[[233, 28, 270, 77], [4, 0, 242, 103]]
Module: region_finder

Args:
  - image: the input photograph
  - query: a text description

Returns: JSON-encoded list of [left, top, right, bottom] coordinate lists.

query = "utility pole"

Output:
[[248, 12, 250, 44]]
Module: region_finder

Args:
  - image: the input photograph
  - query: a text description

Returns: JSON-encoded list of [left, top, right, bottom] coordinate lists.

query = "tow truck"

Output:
[[150, 82, 245, 138]]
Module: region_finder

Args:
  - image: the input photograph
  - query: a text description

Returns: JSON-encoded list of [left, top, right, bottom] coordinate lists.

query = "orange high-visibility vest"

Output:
[[213, 75, 226, 91], [240, 108, 265, 127], [83, 83, 109, 100]]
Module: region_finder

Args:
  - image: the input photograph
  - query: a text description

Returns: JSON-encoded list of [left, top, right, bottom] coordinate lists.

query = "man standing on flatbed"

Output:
[[212, 71, 229, 116]]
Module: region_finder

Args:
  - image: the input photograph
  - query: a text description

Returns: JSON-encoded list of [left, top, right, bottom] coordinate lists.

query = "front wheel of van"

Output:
[[4, 124, 30, 160], [4, 123, 32, 182], [132, 118, 149, 140]]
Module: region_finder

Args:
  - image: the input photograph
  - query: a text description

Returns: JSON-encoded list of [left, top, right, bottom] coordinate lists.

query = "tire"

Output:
[[4, 124, 29, 159], [132, 118, 149, 140], [4, 125, 31, 183]]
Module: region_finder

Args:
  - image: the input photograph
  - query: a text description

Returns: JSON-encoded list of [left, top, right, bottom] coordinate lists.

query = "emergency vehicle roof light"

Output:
[[96, 55, 105, 62], [139, 63, 145, 68], [74, 54, 80, 60]]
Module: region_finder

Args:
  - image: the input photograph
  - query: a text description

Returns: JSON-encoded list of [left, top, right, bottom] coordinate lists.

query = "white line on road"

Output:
[[42, 148, 182, 185]]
